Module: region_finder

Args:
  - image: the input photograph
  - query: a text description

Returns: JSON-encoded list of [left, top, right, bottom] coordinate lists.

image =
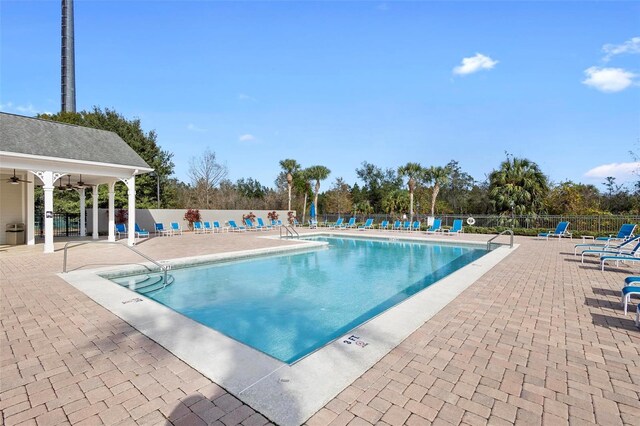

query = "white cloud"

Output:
[[238, 93, 256, 102], [186, 123, 207, 132], [0, 102, 46, 115], [238, 134, 255, 142], [603, 36, 640, 62], [582, 67, 636, 93], [584, 162, 640, 180], [377, 3, 389, 12], [453, 53, 498, 75]]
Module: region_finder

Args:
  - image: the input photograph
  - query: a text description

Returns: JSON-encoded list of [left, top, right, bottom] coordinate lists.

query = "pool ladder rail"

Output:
[[487, 229, 514, 250], [62, 240, 173, 286], [280, 224, 300, 239]]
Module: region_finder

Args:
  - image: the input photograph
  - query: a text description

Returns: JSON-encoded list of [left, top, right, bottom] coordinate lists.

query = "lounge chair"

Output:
[[538, 221, 571, 240], [597, 223, 636, 243], [293, 218, 301, 227], [244, 218, 258, 231], [115, 223, 127, 239], [193, 221, 205, 234], [443, 219, 463, 235], [170, 222, 183, 235], [202, 222, 213, 234], [228, 220, 246, 232], [426, 219, 442, 234], [154, 223, 171, 237], [345, 218, 357, 229], [580, 236, 640, 263], [213, 221, 228, 233], [411, 221, 421, 232], [309, 219, 318, 229], [134, 224, 149, 238], [599, 239, 640, 270], [257, 218, 273, 230], [329, 218, 344, 229], [636, 304, 640, 327], [621, 276, 640, 315], [392, 220, 402, 231], [400, 221, 410, 232], [378, 220, 389, 230], [358, 218, 374, 230]]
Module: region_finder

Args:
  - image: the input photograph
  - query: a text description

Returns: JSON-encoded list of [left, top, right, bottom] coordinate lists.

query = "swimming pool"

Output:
[[110, 236, 488, 363]]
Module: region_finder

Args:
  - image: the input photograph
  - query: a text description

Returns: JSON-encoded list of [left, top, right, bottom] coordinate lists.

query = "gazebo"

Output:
[[0, 112, 153, 253]]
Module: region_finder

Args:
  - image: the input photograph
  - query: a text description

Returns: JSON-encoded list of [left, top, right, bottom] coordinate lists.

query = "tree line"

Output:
[[37, 108, 640, 216]]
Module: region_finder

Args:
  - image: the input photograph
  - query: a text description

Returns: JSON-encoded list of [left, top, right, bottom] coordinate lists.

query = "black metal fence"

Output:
[[35, 212, 81, 237], [314, 213, 640, 234]]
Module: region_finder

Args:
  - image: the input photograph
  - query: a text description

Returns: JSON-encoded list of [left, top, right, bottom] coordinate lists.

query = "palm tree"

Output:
[[488, 157, 549, 215], [279, 159, 301, 211], [423, 166, 450, 216], [305, 165, 331, 217], [398, 162, 423, 222]]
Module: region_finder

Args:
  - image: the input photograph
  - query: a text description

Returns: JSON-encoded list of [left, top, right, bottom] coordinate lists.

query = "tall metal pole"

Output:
[[61, 0, 76, 112], [156, 174, 160, 209]]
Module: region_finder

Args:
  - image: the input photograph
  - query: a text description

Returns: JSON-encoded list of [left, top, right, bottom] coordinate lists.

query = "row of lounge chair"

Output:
[[320, 218, 464, 234], [572, 224, 639, 271]]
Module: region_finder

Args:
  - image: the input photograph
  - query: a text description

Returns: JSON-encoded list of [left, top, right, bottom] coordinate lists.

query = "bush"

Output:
[[184, 209, 201, 230], [287, 211, 296, 225], [267, 211, 279, 221], [242, 212, 257, 221]]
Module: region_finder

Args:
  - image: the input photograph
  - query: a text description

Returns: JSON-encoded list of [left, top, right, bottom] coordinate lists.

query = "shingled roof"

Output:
[[0, 112, 151, 169]]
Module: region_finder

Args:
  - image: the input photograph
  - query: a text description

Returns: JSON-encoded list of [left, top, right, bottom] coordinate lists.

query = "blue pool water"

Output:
[[110, 236, 487, 363]]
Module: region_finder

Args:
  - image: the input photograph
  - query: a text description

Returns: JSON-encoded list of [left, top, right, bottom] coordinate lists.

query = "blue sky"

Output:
[[2, 0, 639, 191]]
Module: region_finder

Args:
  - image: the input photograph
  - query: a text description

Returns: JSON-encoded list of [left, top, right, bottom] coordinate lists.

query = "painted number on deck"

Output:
[[343, 335, 368, 348]]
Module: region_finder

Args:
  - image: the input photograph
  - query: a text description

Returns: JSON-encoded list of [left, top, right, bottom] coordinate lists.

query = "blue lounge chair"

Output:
[[244, 218, 258, 231], [392, 220, 402, 231], [193, 221, 205, 234], [538, 221, 571, 240], [134, 224, 149, 238], [228, 220, 246, 232], [213, 221, 228, 233], [329, 218, 344, 229], [597, 223, 636, 243], [115, 223, 127, 239], [154, 223, 171, 237], [401, 221, 411, 232], [170, 222, 183, 235], [257, 218, 273, 230], [345, 218, 357, 229], [358, 218, 374, 230], [426, 219, 442, 234], [621, 276, 640, 314], [444, 219, 463, 235], [599, 239, 640, 270], [580, 236, 640, 263], [411, 221, 421, 232], [378, 220, 389, 230], [203, 221, 213, 233]]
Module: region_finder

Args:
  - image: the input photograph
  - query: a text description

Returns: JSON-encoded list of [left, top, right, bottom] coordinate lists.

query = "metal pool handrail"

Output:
[[487, 229, 514, 250], [62, 241, 171, 284], [280, 225, 299, 239]]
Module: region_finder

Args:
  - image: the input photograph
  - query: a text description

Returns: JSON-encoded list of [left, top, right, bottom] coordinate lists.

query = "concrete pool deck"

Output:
[[1, 229, 639, 425]]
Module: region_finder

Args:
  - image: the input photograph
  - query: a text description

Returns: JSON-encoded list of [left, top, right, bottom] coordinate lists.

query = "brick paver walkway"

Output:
[[1, 231, 638, 425]]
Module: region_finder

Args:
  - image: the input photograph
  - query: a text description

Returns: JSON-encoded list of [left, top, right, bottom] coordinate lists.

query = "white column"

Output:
[[79, 188, 86, 237], [32, 171, 63, 254], [125, 176, 136, 247], [92, 185, 99, 239], [108, 181, 115, 242], [26, 178, 35, 245]]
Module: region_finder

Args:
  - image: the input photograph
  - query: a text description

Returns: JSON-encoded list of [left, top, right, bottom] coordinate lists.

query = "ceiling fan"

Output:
[[76, 174, 86, 189], [65, 176, 75, 191], [7, 169, 32, 185]]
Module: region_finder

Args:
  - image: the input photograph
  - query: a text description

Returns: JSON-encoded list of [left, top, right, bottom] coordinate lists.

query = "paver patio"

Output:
[[1, 230, 638, 425]]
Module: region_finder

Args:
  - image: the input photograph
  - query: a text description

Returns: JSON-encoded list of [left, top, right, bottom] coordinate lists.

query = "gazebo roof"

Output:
[[0, 112, 150, 169]]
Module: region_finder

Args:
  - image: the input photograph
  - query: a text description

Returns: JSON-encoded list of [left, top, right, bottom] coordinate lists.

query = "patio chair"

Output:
[[580, 236, 640, 263], [411, 221, 421, 232], [401, 221, 411, 232], [344, 218, 357, 229], [193, 221, 205, 234], [378, 220, 389, 230], [115, 223, 127, 239], [358, 218, 374, 230], [154, 223, 171, 237], [244, 218, 261, 231], [538, 221, 571, 240], [443, 219, 463, 235], [170, 222, 183, 235], [203, 221, 213, 233], [596, 223, 636, 243], [213, 221, 228, 233], [426, 219, 442, 234], [257, 218, 273, 230], [228, 220, 246, 232], [621, 276, 640, 315], [329, 218, 344, 229], [600, 244, 640, 271], [134, 224, 149, 238], [392, 220, 402, 231]]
